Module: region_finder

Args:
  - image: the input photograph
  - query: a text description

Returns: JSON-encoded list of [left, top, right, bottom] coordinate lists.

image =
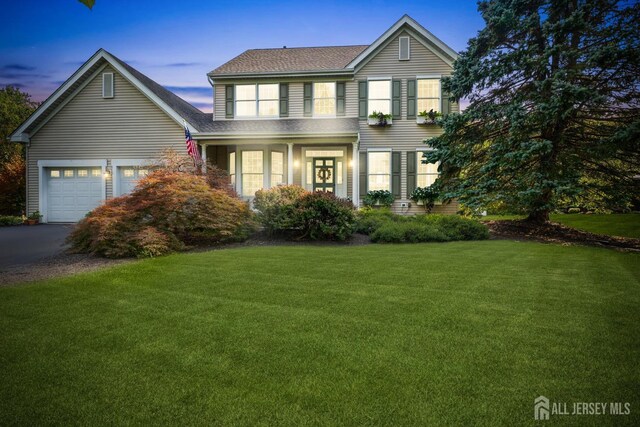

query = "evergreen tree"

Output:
[[426, 0, 640, 222]]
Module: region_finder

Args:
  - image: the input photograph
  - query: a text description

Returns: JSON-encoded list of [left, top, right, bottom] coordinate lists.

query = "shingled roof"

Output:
[[210, 45, 369, 76], [196, 118, 359, 135]]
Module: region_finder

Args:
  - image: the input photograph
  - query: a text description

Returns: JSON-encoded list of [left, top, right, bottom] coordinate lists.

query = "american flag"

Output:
[[184, 124, 202, 165]]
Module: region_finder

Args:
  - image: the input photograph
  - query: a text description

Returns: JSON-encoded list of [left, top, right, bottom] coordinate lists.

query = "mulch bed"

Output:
[[485, 219, 640, 252]]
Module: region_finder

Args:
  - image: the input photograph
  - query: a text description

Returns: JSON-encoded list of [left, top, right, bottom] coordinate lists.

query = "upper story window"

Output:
[[368, 80, 391, 115], [235, 84, 279, 117], [313, 82, 336, 116], [417, 79, 440, 113]]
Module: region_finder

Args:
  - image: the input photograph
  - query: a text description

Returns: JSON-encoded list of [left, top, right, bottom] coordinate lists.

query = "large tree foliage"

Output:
[[0, 86, 37, 215], [426, 0, 640, 221]]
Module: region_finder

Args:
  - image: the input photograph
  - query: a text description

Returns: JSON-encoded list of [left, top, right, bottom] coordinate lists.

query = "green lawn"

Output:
[[1, 242, 639, 425], [482, 213, 640, 238]]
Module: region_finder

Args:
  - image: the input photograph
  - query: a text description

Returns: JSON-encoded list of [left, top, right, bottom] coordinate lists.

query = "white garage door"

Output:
[[117, 167, 149, 196], [46, 167, 103, 222]]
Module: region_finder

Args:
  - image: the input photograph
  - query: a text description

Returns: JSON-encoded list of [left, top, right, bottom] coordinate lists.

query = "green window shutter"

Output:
[[407, 79, 416, 118], [406, 151, 416, 197], [279, 83, 289, 117], [392, 151, 401, 199], [225, 85, 234, 118], [336, 82, 346, 116], [359, 152, 367, 197], [392, 79, 401, 119], [358, 80, 368, 119], [441, 89, 450, 115], [303, 83, 312, 117]]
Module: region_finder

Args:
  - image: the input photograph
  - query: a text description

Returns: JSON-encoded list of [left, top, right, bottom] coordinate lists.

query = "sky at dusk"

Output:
[[0, 0, 485, 113]]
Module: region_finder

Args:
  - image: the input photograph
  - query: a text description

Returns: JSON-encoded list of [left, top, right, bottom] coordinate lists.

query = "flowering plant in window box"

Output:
[[363, 190, 395, 207], [409, 187, 440, 212], [367, 111, 393, 127], [416, 109, 442, 125]]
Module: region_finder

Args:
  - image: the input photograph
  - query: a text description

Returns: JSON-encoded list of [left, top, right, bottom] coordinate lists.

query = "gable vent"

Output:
[[399, 36, 410, 61], [102, 73, 114, 98]]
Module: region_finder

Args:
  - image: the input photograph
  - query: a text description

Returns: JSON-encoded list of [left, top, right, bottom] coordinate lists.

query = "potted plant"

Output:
[[25, 211, 42, 225], [416, 109, 442, 125], [367, 111, 393, 127], [363, 190, 395, 207], [409, 187, 440, 213]]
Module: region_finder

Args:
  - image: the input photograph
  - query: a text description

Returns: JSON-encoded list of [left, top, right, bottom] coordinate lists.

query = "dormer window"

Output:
[[235, 83, 279, 117], [399, 36, 410, 61]]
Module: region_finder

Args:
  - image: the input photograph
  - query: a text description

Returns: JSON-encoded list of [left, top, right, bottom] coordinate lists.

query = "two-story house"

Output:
[[11, 15, 459, 223]]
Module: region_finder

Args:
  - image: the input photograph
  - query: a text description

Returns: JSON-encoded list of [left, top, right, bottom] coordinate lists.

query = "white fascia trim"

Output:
[[416, 74, 444, 79], [10, 49, 198, 142], [346, 15, 458, 70], [193, 132, 359, 140], [100, 51, 198, 131], [30, 64, 109, 137], [367, 76, 392, 81], [367, 148, 393, 152], [37, 159, 107, 223], [10, 49, 108, 142]]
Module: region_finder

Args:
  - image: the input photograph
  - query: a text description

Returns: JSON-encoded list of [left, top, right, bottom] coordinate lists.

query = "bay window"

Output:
[[367, 151, 391, 191], [241, 151, 263, 197], [368, 80, 391, 115], [235, 84, 279, 117], [313, 82, 336, 116], [417, 78, 440, 113]]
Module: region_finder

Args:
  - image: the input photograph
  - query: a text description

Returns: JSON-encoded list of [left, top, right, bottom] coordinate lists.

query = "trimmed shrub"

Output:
[[294, 192, 356, 241], [414, 214, 490, 240], [0, 215, 23, 226], [354, 207, 396, 234], [68, 170, 255, 258], [371, 221, 449, 243], [253, 186, 356, 240], [253, 185, 308, 234]]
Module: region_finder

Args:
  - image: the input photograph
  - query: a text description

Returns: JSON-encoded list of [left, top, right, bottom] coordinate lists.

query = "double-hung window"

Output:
[[368, 80, 391, 115], [313, 82, 336, 116], [271, 151, 284, 186], [235, 84, 279, 117], [367, 151, 391, 191], [417, 78, 440, 113], [241, 151, 263, 197], [416, 154, 440, 188]]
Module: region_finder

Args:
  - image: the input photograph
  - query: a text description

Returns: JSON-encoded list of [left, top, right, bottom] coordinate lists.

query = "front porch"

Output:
[[200, 139, 360, 206]]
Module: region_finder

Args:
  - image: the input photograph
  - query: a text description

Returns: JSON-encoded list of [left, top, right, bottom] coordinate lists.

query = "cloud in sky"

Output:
[[164, 62, 203, 68], [3, 64, 36, 71]]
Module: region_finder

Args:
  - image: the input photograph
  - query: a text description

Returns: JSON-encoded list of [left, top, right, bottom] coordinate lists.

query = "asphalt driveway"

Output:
[[0, 225, 73, 269]]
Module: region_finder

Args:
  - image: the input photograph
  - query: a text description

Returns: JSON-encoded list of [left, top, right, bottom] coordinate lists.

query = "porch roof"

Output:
[[194, 118, 360, 139]]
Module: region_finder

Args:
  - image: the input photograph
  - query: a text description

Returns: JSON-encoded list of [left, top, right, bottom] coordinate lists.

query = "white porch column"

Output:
[[287, 142, 294, 185], [352, 140, 360, 208], [200, 143, 207, 173]]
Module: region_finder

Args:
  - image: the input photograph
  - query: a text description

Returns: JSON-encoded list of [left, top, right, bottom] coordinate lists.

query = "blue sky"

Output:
[[0, 0, 484, 112]]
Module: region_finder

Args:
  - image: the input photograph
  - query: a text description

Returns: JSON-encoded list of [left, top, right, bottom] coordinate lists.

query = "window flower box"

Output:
[[417, 110, 442, 125], [367, 111, 392, 127]]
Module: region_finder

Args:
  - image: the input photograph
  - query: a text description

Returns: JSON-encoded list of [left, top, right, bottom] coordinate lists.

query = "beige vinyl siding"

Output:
[[27, 65, 185, 214]]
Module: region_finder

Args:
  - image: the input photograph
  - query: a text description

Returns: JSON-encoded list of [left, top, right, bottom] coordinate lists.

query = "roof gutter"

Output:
[[192, 131, 359, 140], [208, 69, 354, 80]]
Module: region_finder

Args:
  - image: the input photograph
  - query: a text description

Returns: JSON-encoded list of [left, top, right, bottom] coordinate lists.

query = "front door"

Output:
[[313, 158, 335, 193]]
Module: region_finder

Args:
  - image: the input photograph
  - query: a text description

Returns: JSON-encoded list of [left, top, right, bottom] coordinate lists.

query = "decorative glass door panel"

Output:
[[313, 158, 335, 193]]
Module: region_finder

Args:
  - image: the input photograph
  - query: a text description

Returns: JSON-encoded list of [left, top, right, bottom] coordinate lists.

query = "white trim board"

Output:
[[11, 49, 198, 142]]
